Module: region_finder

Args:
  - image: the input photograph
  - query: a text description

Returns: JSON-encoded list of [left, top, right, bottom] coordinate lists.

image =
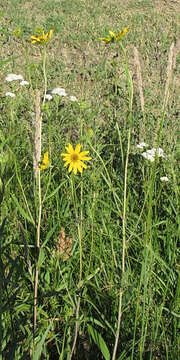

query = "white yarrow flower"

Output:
[[69, 95, 77, 102], [20, 80, 29, 86], [6, 92, 16, 98], [51, 87, 67, 96], [160, 176, 169, 182], [136, 142, 148, 149], [142, 152, 155, 162], [147, 148, 165, 158], [6, 74, 23, 82], [45, 94, 53, 101]]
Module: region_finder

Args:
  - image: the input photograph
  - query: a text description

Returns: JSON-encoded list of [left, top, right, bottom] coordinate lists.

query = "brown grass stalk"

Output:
[[155, 42, 175, 146], [69, 294, 81, 360], [134, 47, 145, 139], [134, 47, 144, 114], [163, 42, 175, 111]]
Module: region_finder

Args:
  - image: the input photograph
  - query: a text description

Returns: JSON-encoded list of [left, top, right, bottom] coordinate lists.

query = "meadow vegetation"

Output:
[[0, 0, 180, 359]]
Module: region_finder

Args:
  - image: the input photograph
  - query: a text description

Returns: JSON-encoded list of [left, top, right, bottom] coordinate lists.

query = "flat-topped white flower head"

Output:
[[45, 94, 53, 101], [6, 74, 23, 82], [160, 176, 169, 182], [136, 142, 148, 149], [20, 80, 29, 86], [147, 148, 165, 158], [69, 95, 78, 102], [142, 152, 155, 162], [6, 92, 16, 98], [51, 88, 67, 97]]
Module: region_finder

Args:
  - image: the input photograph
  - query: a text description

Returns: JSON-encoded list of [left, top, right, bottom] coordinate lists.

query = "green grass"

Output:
[[0, 0, 180, 359]]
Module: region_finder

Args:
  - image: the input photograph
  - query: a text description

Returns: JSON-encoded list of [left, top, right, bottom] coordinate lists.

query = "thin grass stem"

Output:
[[112, 54, 133, 359]]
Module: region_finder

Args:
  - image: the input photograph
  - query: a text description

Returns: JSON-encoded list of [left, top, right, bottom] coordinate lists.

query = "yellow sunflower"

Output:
[[100, 27, 129, 44], [61, 144, 91, 175], [30, 29, 54, 44], [38, 152, 49, 170]]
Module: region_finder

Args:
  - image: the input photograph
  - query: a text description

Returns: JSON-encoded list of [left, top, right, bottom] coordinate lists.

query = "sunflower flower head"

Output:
[[30, 29, 54, 44], [61, 144, 91, 175], [38, 152, 49, 170], [100, 27, 129, 44]]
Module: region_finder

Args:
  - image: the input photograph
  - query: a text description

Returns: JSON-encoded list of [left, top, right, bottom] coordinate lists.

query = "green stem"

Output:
[[71, 177, 83, 282], [42, 47, 47, 103], [112, 58, 133, 360]]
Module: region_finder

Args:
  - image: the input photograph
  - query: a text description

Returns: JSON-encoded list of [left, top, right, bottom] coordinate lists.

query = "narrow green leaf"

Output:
[[32, 323, 52, 360], [38, 248, 45, 268], [87, 324, 110, 360], [44, 181, 66, 202], [12, 194, 34, 225], [0, 217, 7, 236], [0, 56, 19, 69], [77, 267, 100, 289], [42, 224, 57, 248]]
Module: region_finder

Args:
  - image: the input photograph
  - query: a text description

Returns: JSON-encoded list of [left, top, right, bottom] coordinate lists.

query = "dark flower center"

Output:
[[71, 154, 79, 161]]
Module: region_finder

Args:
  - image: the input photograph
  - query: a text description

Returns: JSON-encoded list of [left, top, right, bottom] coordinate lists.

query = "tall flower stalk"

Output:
[[30, 29, 54, 103], [33, 91, 42, 337], [100, 27, 132, 359], [100, 27, 129, 95], [61, 143, 91, 282], [42, 47, 47, 103], [112, 64, 133, 360], [30, 28, 53, 342], [61, 143, 91, 358], [69, 177, 83, 360]]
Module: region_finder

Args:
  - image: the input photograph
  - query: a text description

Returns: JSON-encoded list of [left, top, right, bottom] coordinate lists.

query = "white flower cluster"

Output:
[[136, 142, 148, 149], [20, 80, 29, 86], [160, 176, 169, 182], [5, 73, 29, 85], [5, 92, 16, 98], [136, 142, 169, 182], [5, 73, 29, 98], [45, 87, 78, 103], [6, 74, 23, 82], [142, 147, 166, 162], [136, 142, 166, 162]]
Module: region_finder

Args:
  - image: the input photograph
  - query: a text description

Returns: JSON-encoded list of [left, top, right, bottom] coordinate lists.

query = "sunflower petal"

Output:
[[48, 29, 54, 40], [65, 144, 74, 153], [68, 162, 73, 173], [80, 156, 91, 161], [79, 150, 89, 156], [99, 37, 111, 43], [78, 161, 87, 169], [38, 151, 49, 170], [73, 164, 78, 175], [109, 30, 116, 37], [64, 160, 71, 166], [75, 144, 82, 153], [77, 166, 83, 174], [116, 27, 129, 40]]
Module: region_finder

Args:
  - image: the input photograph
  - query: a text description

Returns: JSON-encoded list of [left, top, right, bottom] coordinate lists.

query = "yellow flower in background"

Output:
[[61, 144, 91, 175], [38, 152, 49, 170], [13, 28, 22, 38], [30, 29, 54, 44], [87, 128, 93, 137], [100, 27, 129, 44]]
